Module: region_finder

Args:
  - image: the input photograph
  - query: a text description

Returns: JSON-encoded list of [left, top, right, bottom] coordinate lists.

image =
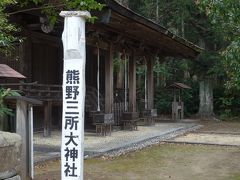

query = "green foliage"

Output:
[[154, 88, 172, 114], [0, 0, 19, 54], [222, 38, 240, 90], [153, 60, 172, 80], [113, 53, 124, 73], [151, 59, 199, 116], [213, 85, 240, 120], [195, 51, 223, 79], [0, 0, 104, 53], [136, 64, 146, 75], [182, 81, 199, 115], [197, 0, 239, 41], [0, 88, 20, 117], [16, 0, 104, 24], [218, 97, 233, 119], [64, 0, 103, 11], [198, 0, 240, 91]]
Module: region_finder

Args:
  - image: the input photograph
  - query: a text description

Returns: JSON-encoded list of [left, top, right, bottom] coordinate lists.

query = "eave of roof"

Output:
[[98, 0, 203, 59]]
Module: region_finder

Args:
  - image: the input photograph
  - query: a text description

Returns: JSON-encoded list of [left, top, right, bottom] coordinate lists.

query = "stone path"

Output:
[[34, 122, 200, 163]]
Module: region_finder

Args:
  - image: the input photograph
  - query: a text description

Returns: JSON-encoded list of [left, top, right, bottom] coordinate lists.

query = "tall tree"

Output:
[[198, 0, 240, 90], [129, 0, 225, 118]]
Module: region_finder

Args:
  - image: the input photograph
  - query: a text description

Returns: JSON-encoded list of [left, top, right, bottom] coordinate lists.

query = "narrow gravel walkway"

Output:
[[34, 122, 200, 163]]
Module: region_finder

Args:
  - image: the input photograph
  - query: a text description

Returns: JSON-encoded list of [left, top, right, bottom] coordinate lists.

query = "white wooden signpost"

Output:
[[60, 11, 91, 180]]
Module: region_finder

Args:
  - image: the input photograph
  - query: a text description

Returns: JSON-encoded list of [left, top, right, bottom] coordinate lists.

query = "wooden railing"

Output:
[[113, 102, 129, 125], [0, 83, 132, 125], [113, 88, 129, 125], [0, 82, 62, 101], [0, 83, 104, 107]]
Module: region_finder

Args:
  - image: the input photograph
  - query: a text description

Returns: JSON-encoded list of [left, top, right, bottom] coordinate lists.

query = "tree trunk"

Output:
[[156, 0, 159, 23], [198, 79, 214, 119]]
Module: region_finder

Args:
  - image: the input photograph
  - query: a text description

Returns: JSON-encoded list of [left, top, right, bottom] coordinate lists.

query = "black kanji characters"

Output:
[[66, 70, 80, 84], [64, 147, 78, 162], [65, 132, 79, 146], [64, 162, 78, 177], [65, 86, 79, 99], [64, 116, 79, 130]]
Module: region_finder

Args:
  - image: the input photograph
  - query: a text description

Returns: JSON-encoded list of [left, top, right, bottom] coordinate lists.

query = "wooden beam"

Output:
[[29, 30, 62, 47], [105, 44, 114, 113], [16, 99, 28, 180], [129, 51, 137, 112]]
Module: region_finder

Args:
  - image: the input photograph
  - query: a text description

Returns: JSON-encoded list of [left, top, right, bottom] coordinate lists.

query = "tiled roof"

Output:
[[0, 64, 26, 79]]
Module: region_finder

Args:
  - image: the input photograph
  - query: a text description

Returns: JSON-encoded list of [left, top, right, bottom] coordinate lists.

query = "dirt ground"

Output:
[[168, 121, 240, 146], [197, 120, 240, 133], [34, 121, 240, 180]]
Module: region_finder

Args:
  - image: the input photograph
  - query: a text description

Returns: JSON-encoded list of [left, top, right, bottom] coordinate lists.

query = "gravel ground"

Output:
[[34, 120, 240, 180], [34, 122, 201, 161], [166, 120, 240, 146], [34, 120, 240, 162], [168, 133, 240, 146]]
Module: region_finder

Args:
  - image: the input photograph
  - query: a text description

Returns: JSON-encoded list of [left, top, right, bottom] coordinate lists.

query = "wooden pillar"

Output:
[[105, 44, 114, 113], [129, 52, 137, 112], [147, 58, 154, 109], [16, 100, 28, 180], [44, 101, 52, 137], [20, 31, 32, 81]]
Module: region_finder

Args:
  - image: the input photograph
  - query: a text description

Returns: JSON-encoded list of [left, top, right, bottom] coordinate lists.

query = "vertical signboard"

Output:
[[28, 106, 34, 179], [60, 11, 91, 180]]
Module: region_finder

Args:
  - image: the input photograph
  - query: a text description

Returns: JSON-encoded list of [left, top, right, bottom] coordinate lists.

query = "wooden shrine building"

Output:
[[0, 0, 201, 135]]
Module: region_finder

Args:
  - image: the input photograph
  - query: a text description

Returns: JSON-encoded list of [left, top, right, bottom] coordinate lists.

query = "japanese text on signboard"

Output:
[[63, 69, 80, 178]]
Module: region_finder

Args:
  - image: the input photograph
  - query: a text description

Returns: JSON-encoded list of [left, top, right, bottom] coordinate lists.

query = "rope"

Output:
[[96, 43, 100, 112], [144, 56, 147, 109], [124, 50, 128, 112]]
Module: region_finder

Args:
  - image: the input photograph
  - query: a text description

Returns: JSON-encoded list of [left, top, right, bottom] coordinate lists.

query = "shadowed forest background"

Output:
[[115, 0, 240, 120]]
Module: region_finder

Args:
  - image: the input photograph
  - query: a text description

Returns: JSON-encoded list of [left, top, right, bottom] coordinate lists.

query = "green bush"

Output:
[[0, 88, 20, 117]]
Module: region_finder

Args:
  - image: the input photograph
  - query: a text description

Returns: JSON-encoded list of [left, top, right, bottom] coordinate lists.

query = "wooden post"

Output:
[[28, 105, 34, 179], [60, 11, 91, 180], [6, 96, 42, 180], [43, 101, 52, 137], [20, 31, 32, 81], [129, 52, 136, 112], [16, 99, 28, 180], [147, 58, 154, 109], [105, 44, 114, 113]]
